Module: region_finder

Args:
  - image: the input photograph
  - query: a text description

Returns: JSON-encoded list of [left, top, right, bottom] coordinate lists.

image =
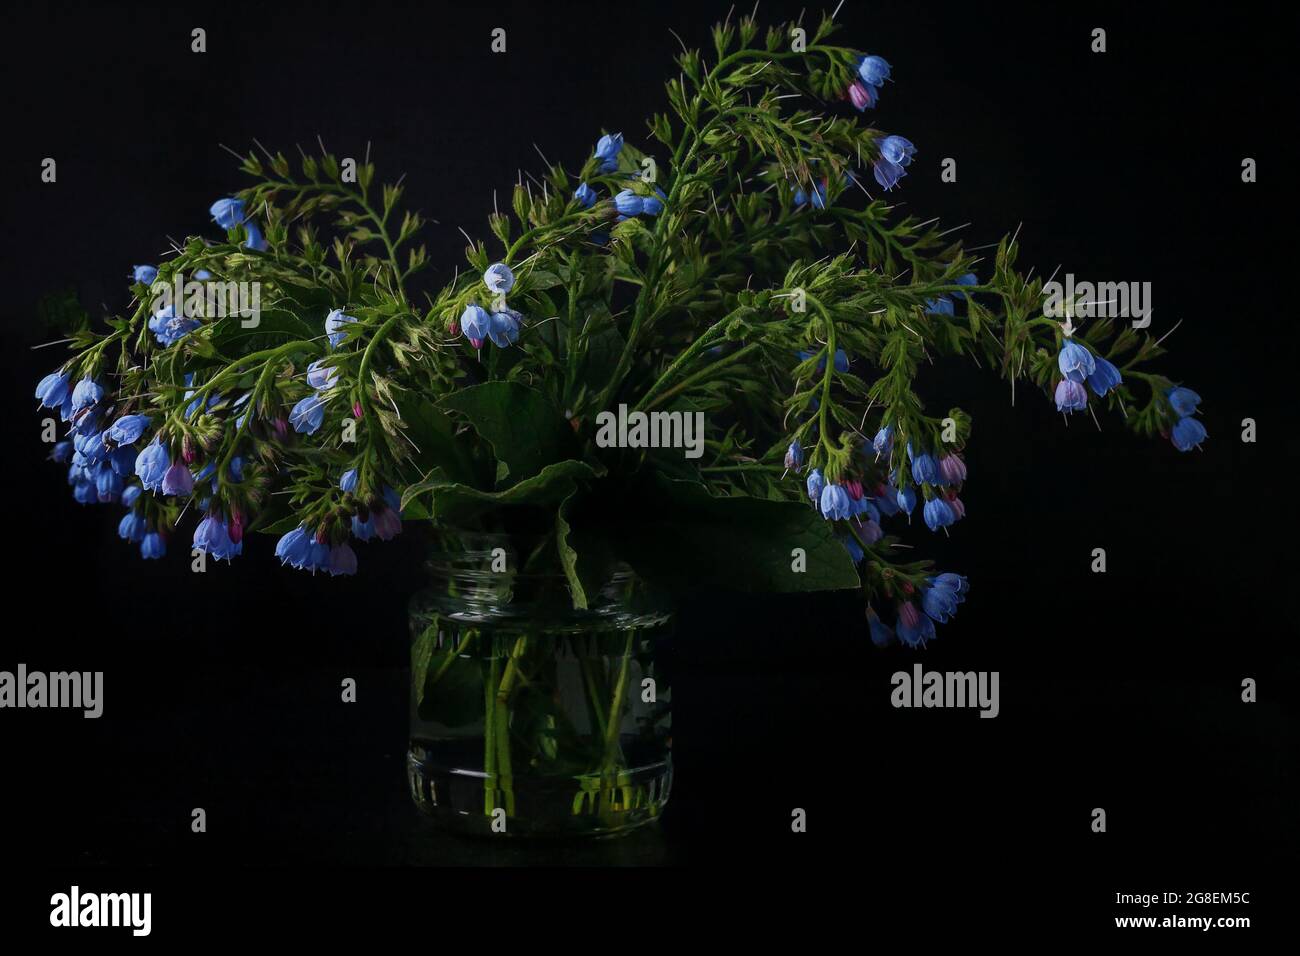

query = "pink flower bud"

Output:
[[352, 401, 363, 420], [844, 479, 863, 501], [273, 418, 289, 440]]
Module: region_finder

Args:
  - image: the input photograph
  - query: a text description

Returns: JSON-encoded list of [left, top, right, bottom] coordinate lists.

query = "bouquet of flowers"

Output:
[[35, 12, 1206, 650]]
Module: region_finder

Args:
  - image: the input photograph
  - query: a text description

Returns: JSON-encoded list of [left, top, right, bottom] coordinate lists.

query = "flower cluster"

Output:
[[1166, 387, 1207, 452], [33, 14, 1201, 651], [1053, 337, 1123, 414], [459, 264, 522, 350], [866, 573, 969, 649]]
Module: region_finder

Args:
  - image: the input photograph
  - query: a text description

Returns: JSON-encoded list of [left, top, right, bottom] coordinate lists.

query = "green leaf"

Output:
[[574, 474, 860, 594], [394, 393, 480, 487], [555, 489, 619, 611], [403, 460, 597, 524], [204, 309, 316, 359], [438, 382, 577, 485]]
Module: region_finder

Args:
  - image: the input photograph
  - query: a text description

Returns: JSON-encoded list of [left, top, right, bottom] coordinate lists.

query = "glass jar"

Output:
[[407, 531, 673, 839]]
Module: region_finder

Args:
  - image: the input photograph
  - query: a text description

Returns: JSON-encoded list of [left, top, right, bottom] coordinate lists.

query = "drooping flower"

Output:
[[95, 464, 124, 502], [922, 496, 956, 532], [372, 506, 402, 541], [933, 572, 969, 600], [274, 526, 313, 568], [1167, 387, 1201, 417], [641, 187, 666, 216], [289, 394, 327, 434], [121, 485, 142, 508], [1054, 379, 1088, 413], [839, 534, 864, 564], [879, 135, 916, 168], [937, 454, 966, 485], [895, 484, 917, 516], [460, 305, 491, 349], [806, 468, 825, 503], [325, 309, 357, 348], [210, 198, 246, 229], [161, 462, 194, 496], [51, 440, 73, 463], [194, 514, 240, 562], [1057, 339, 1096, 381], [574, 182, 597, 208], [483, 262, 515, 295], [872, 424, 894, 458], [243, 222, 268, 251], [70, 377, 103, 415], [304, 539, 331, 574], [594, 132, 624, 173], [819, 483, 853, 521], [872, 158, 906, 191], [118, 511, 148, 544], [488, 308, 522, 348], [784, 441, 804, 472], [134, 441, 170, 492], [1171, 416, 1207, 452], [866, 607, 895, 648], [896, 601, 935, 648], [108, 414, 151, 445], [1086, 356, 1123, 397], [897, 600, 921, 630], [921, 582, 960, 623], [328, 542, 358, 576], [613, 189, 643, 217], [131, 264, 158, 286], [909, 446, 940, 485], [351, 513, 375, 542], [35, 370, 72, 411], [140, 531, 166, 560], [306, 359, 339, 391], [857, 55, 892, 87], [340, 468, 359, 493]]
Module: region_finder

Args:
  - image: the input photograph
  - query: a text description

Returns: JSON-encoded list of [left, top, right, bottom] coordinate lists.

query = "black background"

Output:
[[0, 0, 1293, 939]]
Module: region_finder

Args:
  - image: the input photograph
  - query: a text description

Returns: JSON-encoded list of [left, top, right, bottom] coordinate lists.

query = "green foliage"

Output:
[[46, 14, 1192, 617]]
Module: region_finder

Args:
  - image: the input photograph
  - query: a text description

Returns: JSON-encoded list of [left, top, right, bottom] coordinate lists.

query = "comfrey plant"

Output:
[[35, 15, 1204, 648]]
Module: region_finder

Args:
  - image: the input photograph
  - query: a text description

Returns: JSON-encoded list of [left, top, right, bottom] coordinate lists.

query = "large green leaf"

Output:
[[203, 309, 316, 359], [567, 474, 860, 594], [394, 393, 481, 487], [438, 382, 577, 485]]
